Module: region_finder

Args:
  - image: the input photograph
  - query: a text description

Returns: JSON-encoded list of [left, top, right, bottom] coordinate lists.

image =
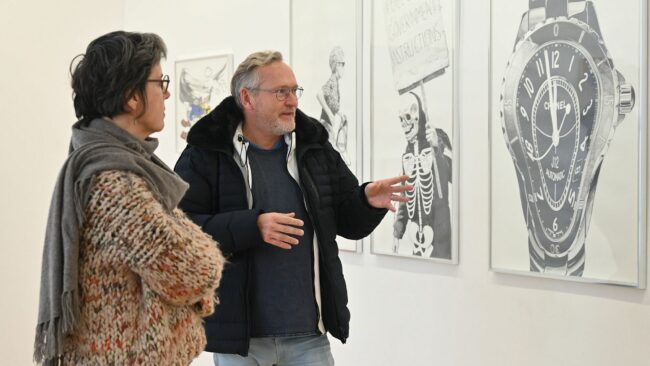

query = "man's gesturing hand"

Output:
[[257, 212, 305, 249], [364, 175, 413, 212]]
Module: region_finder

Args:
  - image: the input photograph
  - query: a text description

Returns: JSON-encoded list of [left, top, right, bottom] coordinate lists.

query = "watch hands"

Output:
[[544, 50, 560, 147], [529, 51, 577, 162], [530, 143, 554, 161], [559, 124, 578, 138], [535, 125, 553, 138], [557, 103, 571, 132], [558, 104, 577, 138], [552, 78, 560, 147]]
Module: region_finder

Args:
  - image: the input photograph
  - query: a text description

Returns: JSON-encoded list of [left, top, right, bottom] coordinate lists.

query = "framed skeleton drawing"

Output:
[[175, 53, 233, 152], [489, 0, 647, 287], [369, 0, 459, 263], [290, 0, 363, 252]]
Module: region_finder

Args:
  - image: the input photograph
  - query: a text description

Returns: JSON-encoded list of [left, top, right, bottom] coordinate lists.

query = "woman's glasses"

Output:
[[147, 75, 170, 93]]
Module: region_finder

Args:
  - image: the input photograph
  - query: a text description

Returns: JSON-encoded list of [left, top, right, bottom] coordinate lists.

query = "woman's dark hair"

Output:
[[70, 31, 167, 120]]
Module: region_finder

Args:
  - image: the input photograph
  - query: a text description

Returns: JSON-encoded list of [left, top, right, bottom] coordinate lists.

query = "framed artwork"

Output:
[[489, 0, 647, 287], [290, 0, 363, 252], [174, 53, 233, 152], [369, 0, 460, 263]]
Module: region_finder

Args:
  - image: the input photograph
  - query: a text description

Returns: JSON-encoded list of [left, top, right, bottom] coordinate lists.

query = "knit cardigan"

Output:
[[60, 170, 224, 365]]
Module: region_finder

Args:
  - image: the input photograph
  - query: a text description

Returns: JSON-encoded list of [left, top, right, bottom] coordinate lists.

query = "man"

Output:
[[175, 50, 410, 366]]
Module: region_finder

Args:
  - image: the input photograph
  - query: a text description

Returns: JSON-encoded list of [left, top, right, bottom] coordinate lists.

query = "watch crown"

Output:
[[618, 84, 635, 114]]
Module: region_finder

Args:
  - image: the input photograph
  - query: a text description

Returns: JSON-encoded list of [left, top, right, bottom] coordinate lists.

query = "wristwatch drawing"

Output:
[[500, 0, 635, 275]]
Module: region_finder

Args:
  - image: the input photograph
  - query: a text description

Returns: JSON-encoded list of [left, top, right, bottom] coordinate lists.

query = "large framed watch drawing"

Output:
[[369, 0, 460, 263], [489, 0, 648, 286], [290, 0, 363, 252]]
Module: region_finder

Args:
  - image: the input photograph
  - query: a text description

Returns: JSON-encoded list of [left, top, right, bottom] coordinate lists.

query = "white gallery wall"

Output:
[[2, 1, 650, 365]]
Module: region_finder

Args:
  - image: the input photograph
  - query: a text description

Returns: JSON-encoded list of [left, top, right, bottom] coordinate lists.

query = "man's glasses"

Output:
[[148, 75, 170, 93], [250, 86, 304, 101]]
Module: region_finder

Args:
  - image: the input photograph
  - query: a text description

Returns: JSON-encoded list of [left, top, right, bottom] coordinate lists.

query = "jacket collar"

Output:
[[186, 96, 329, 153]]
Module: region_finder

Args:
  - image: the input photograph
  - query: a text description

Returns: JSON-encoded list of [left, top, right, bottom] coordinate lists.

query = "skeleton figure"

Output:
[[393, 92, 452, 259]]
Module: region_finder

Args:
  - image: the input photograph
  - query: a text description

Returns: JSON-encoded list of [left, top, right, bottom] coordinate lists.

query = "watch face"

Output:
[[501, 19, 615, 257]]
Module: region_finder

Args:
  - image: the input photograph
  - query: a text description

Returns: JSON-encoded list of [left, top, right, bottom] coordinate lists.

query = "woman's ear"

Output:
[[125, 91, 141, 113]]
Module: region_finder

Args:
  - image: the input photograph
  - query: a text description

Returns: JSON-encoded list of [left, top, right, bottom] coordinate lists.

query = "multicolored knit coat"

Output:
[[61, 170, 224, 365]]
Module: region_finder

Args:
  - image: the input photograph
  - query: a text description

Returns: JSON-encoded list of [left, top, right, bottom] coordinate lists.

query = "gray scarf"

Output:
[[34, 118, 188, 365]]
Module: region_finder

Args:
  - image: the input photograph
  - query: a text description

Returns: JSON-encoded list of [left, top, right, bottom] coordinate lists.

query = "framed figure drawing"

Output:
[[175, 53, 233, 152], [370, 0, 459, 263], [489, 0, 647, 286], [290, 0, 363, 252]]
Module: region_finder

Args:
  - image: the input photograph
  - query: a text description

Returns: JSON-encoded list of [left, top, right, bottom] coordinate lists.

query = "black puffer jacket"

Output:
[[174, 96, 387, 355]]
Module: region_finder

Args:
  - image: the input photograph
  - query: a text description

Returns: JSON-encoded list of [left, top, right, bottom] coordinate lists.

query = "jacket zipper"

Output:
[[297, 156, 346, 342]]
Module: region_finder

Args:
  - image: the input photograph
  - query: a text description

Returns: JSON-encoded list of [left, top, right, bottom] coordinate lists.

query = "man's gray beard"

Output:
[[270, 117, 295, 136]]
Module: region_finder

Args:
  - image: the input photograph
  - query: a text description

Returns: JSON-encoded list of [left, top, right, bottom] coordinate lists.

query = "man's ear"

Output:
[[240, 88, 255, 110]]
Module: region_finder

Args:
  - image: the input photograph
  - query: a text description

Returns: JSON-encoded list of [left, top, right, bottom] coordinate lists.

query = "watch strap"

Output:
[[528, 237, 570, 274], [520, 0, 589, 41], [544, 253, 569, 274], [529, 237, 585, 276], [529, 0, 587, 19], [545, 0, 568, 17], [567, 245, 585, 276], [529, 0, 583, 10]]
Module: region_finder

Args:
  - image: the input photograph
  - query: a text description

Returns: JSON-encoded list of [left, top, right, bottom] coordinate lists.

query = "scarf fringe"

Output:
[[34, 290, 79, 365]]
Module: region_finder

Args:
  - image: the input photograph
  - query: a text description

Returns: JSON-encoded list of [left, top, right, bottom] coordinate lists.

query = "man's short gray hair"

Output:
[[231, 50, 284, 109]]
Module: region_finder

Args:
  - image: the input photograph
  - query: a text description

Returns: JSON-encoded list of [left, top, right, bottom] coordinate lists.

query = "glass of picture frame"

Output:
[[174, 53, 234, 152], [488, 0, 648, 287], [369, 0, 460, 264], [290, 0, 364, 252]]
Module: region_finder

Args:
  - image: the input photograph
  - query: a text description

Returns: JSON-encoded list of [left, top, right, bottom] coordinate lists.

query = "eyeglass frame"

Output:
[[147, 74, 170, 93], [249, 86, 304, 101]]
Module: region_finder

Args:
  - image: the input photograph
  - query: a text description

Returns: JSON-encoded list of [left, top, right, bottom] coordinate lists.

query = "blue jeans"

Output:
[[213, 334, 335, 366]]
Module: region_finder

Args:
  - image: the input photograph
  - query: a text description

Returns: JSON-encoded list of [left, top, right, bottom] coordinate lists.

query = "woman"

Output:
[[34, 31, 224, 365]]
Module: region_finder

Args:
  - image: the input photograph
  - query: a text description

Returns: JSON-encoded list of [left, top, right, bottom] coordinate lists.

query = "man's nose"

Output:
[[285, 93, 298, 106]]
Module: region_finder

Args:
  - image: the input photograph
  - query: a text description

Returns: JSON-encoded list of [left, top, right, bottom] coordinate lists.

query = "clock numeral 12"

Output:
[[537, 51, 559, 76], [552, 50, 560, 69]]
